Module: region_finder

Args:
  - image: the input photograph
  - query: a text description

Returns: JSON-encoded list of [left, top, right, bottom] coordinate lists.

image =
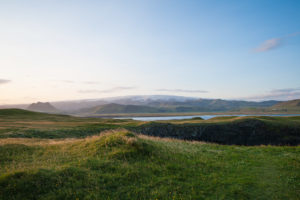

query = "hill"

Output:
[[52, 95, 196, 111], [272, 99, 300, 107], [79, 103, 168, 114], [1, 95, 282, 113], [271, 99, 300, 112], [74, 98, 281, 115], [96, 97, 280, 113], [0, 108, 42, 116], [27, 102, 59, 113], [147, 98, 279, 112], [0, 129, 299, 199]]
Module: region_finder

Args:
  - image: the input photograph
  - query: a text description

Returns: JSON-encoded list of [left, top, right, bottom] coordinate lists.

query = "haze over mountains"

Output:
[[1, 95, 298, 115], [51, 95, 280, 113], [1, 95, 299, 115], [52, 95, 198, 111], [27, 102, 59, 113]]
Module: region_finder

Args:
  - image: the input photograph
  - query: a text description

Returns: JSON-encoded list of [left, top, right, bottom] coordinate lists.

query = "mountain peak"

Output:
[[27, 102, 59, 113]]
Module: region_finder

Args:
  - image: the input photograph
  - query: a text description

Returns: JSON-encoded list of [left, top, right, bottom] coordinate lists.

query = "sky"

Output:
[[0, 0, 300, 104]]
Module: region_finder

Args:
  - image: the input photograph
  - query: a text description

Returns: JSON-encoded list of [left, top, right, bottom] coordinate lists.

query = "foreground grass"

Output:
[[0, 130, 299, 200]]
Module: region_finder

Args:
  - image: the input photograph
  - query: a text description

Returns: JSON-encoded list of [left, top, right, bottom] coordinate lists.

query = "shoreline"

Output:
[[76, 111, 300, 118]]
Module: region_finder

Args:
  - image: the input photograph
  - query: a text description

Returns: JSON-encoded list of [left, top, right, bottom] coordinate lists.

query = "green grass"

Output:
[[1, 109, 299, 146], [0, 109, 299, 199], [0, 109, 143, 139], [0, 130, 299, 200], [1, 109, 299, 139]]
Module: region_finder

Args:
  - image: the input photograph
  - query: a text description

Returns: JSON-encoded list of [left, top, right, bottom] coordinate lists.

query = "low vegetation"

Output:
[[0, 129, 299, 199], [0, 109, 299, 199], [1, 109, 299, 145]]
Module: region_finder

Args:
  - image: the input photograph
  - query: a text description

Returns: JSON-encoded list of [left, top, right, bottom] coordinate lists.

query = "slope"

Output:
[[0, 130, 299, 199]]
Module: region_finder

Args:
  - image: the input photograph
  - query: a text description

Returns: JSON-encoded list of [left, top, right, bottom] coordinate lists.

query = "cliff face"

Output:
[[132, 119, 300, 146]]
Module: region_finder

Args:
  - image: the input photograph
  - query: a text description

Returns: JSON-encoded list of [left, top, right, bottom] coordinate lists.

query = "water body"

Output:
[[116, 114, 300, 121]]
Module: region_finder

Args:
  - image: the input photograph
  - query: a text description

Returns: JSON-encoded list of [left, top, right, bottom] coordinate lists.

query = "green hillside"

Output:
[[0, 108, 40, 116], [0, 109, 71, 121], [0, 130, 299, 200], [273, 99, 300, 107], [72, 99, 285, 115], [79, 103, 168, 114], [271, 99, 300, 112]]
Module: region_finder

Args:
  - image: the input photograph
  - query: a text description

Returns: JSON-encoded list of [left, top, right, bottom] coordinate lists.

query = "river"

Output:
[[115, 114, 300, 121]]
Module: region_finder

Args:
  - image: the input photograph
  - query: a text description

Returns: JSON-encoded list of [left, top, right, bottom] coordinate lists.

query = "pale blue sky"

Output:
[[0, 0, 300, 104]]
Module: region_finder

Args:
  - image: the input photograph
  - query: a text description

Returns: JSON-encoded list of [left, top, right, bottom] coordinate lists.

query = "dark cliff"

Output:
[[132, 118, 300, 146]]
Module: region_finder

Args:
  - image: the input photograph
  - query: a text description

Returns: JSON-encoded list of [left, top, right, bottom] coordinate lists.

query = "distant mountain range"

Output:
[[52, 95, 198, 111], [60, 95, 281, 114], [1, 95, 300, 115], [76, 99, 282, 115], [79, 103, 168, 115]]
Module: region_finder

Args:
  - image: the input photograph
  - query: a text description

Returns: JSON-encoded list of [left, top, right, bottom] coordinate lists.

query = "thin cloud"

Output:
[[83, 81, 101, 85], [60, 80, 101, 84], [255, 38, 282, 52], [78, 86, 136, 94], [254, 32, 300, 52], [156, 89, 208, 93], [242, 87, 300, 101], [271, 88, 300, 93], [287, 32, 300, 37], [60, 80, 75, 83], [0, 79, 11, 84]]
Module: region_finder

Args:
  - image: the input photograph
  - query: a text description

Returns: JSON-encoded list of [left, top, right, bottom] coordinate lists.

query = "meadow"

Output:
[[0, 109, 299, 199]]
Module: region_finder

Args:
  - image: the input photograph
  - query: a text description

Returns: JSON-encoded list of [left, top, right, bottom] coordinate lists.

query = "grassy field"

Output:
[[1, 109, 300, 140], [1, 130, 299, 199], [76, 109, 300, 118], [0, 109, 299, 199], [0, 109, 143, 139]]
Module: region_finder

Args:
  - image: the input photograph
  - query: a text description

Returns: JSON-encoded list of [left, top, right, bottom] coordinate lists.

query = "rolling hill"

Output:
[[272, 99, 300, 107], [74, 98, 281, 115], [78, 103, 168, 115], [271, 99, 300, 112], [0, 95, 282, 113], [0, 129, 299, 199]]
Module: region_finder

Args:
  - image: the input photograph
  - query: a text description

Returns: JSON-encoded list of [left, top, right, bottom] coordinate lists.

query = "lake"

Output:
[[115, 114, 300, 121]]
